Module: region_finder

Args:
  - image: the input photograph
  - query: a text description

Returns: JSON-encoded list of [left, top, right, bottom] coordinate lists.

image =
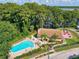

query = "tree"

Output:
[[41, 33, 48, 41], [0, 21, 17, 59], [49, 34, 58, 42], [0, 2, 79, 59]]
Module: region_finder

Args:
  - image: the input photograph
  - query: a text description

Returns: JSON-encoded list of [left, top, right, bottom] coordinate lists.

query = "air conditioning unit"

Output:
[[77, 25, 79, 32], [77, 25, 79, 29]]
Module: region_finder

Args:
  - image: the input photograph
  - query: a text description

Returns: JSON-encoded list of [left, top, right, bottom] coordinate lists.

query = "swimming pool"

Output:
[[11, 40, 34, 53]]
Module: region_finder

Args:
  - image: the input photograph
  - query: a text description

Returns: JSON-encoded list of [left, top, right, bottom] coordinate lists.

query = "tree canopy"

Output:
[[0, 2, 79, 59], [0, 21, 17, 59]]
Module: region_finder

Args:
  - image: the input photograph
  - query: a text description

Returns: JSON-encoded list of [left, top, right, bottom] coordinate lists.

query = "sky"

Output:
[[0, 0, 79, 6]]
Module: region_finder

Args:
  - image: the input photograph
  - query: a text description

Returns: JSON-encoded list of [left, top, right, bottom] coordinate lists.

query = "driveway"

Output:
[[37, 48, 79, 59], [69, 28, 79, 36], [34, 28, 79, 59]]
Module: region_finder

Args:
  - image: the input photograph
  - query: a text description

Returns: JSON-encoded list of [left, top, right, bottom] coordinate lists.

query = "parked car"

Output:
[[69, 54, 79, 59]]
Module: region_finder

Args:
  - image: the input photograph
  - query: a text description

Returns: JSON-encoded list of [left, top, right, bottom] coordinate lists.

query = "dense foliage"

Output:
[[0, 3, 79, 33], [0, 21, 17, 59], [0, 2, 79, 59]]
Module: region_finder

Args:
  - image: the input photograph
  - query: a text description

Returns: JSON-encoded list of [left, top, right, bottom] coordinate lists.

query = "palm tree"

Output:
[[49, 34, 58, 42], [41, 33, 48, 41]]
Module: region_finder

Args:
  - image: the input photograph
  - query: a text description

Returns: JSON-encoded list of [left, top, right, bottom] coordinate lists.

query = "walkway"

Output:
[[37, 48, 79, 59], [69, 28, 79, 36]]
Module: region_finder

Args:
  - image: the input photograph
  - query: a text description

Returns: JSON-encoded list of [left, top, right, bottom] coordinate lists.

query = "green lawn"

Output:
[[54, 29, 79, 51], [66, 38, 79, 45], [54, 43, 79, 52], [66, 29, 79, 45], [9, 31, 35, 45], [15, 28, 79, 59], [15, 46, 49, 59]]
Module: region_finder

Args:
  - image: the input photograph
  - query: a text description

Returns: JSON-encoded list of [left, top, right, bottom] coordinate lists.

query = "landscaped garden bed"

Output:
[[53, 29, 79, 50], [15, 45, 49, 59]]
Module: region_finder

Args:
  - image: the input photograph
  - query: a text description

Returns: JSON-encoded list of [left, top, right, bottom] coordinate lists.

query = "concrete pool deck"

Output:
[[9, 38, 39, 59]]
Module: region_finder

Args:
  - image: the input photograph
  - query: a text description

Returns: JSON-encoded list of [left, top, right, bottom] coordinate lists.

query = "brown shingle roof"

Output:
[[38, 28, 63, 39]]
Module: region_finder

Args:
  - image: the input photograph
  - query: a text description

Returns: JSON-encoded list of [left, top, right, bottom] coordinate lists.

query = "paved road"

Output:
[[35, 28, 79, 59], [37, 48, 79, 59]]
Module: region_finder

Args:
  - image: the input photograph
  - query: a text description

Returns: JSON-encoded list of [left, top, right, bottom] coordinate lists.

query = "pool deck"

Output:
[[9, 38, 39, 59]]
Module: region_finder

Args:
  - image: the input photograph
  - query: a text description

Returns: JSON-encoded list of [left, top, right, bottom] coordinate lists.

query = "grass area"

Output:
[[15, 45, 49, 59], [8, 34, 23, 45], [54, 43, 79, 52], [55, 28, 79, 51], [66, 29, 79, 45], [14, 28, 79, 59], [66, 38, 79, 45], [9, 31, 36, 45], [58, 28, 79, 45], [68, 29, 79, 38], [9, 32, 36, 59], [17, 42, 79, 59]]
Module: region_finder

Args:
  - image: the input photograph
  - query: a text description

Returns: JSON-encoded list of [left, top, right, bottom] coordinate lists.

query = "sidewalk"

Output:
[[30, 49, 55, 59], [30, 42, 66, 59], [37, 47, 79, 59]]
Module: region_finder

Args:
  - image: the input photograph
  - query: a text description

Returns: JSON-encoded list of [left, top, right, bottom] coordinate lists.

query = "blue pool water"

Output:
[[11, 40, 34, 52]]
